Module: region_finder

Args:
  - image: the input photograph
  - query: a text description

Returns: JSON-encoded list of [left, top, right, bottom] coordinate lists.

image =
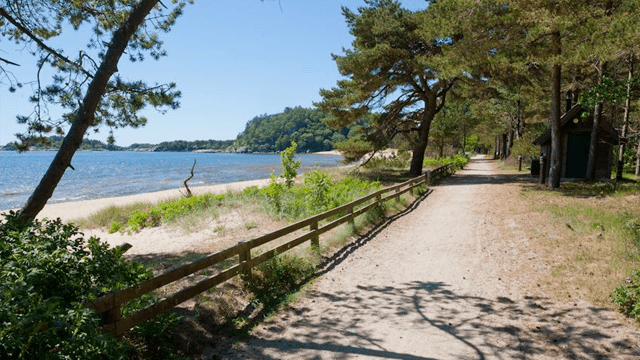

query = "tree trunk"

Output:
[[18, 0, 161, 221], [636, 138, 640, 177], [501, 133, 508, 159], [586, 101, 602, 181], [462, 125, 467, 155], [515, 99, 522, 138], [409, 110, 435, 176], [547, 32, 562, 189], [586, 62, 605, 181], [507, 128, 514, 157], [617, 55, 634, 181]]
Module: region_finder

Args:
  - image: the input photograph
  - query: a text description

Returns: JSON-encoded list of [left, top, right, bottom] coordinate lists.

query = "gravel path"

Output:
[[221, 157, 640, 359]]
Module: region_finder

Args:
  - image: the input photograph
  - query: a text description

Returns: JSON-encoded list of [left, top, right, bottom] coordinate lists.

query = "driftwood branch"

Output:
[[180, 159, 196, 198]]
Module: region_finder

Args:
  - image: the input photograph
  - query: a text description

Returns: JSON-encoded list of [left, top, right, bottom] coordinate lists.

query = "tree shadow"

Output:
[[222, 281, 640, 359], [158, 189, 436, 359], [435, 158, 537, 187]]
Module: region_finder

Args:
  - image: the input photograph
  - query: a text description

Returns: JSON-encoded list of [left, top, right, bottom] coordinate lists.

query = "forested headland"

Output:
[[1, 107, 345, 153]]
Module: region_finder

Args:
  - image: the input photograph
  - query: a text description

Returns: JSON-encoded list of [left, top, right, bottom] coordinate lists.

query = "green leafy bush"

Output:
[[450, 153, 470, 170], [245, 253, 317, 301], [280, 141, 301, 188], [423, 158, 444, 168], [424, 154, 469, 171], [612, 268, 640, 322], [303, 170, 333, 212], [261, 173, 287, 213], [259, 170, 382, 220], [0, 213, 151, 359]]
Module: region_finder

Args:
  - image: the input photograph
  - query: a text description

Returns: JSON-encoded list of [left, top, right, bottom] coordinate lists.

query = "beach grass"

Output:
[[73, 202, 154, 229]]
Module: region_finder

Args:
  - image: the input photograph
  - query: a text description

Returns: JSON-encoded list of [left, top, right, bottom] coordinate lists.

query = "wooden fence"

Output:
[[87, 164, 454, 336]]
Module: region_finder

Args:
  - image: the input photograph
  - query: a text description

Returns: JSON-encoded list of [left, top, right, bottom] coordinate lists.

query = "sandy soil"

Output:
[[218, 156, 640, 359], [2, 179, 271, 256], [33, 178, 272, 223]]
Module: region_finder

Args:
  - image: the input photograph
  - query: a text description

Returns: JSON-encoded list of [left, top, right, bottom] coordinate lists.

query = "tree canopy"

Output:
[[234, 107, 348, 153], [316, 0, 463, 176], [0, 0, 192, 220]]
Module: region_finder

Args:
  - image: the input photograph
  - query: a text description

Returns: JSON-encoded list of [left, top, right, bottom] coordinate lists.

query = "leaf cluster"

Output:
[[1, 0, 192, 148], [0, 212, 152, 359]]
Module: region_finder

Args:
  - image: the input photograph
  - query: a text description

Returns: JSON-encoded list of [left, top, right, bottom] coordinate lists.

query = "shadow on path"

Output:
[[226, 281, 639, 359], [436, 158, 536, 187]]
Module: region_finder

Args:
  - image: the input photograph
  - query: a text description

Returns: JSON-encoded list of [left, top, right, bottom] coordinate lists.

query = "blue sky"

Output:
[[0, 0, 428, 147]]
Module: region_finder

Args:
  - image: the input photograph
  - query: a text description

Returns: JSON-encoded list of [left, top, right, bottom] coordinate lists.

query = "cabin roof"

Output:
[[533, 104, 586, 146]]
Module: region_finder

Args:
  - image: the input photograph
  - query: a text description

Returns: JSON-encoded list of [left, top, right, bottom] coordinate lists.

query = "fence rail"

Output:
[[87, 164, 454, 335]]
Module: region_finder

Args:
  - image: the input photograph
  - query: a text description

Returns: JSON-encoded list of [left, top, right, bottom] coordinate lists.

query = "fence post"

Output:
[[395, 186, 400, 202], [238, 242, 252, 278], [348, 206, 355, 227], [310, 221, 319, 249], [518, 156, 523, 172], [426, 171, 431, 186], [103, 305, 121, 336], [539, 156, 546, 185]]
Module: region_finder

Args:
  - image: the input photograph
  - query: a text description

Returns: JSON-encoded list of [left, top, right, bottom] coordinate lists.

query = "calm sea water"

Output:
[[0, 151, 343, 210]]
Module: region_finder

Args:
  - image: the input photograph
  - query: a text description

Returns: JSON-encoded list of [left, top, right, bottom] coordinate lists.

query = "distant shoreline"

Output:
[[2, 150, 343, 222]]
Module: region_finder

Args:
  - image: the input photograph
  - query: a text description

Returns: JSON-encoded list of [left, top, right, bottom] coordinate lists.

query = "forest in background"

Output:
[[1, 107, 346, 153]]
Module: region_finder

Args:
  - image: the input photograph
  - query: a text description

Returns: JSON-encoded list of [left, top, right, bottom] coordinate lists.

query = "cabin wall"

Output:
[[594, 139, 613, 180]]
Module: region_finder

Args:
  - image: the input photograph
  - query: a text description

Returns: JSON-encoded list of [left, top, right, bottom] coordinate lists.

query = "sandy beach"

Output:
[[27, 178, 273, 223], [0, 178, 272, 256]]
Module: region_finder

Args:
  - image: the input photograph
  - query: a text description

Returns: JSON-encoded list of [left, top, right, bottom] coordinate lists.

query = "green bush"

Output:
[[280, 141, 301, 188], [423, 158, 444, 168], [612, 268, 640, 322], [245, 253, 317, 301], [424, 154, 469, 171], [0, 213, 151, 359], [362, 150, 411, 169], [303, 170, 333, 212], [261, 173, 287, 213], [450, 153, 470, 170], [259, 171, 383, 220], [110, 193, 224, 233]]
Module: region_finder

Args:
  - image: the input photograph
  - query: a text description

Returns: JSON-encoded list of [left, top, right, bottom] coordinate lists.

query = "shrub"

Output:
[[109, 193, 223, 233], [304, 170, 333, 212], [0, 212, 151, 359], [424, 154, 469, 171], [280, 141, 301, 188], [261, 171, 382, 220], [261, 173, 286, 213], [612, 268, 640, 322], [362, 150, 411, 169], [245, 253, 317, 301], [450, 153, 470, 170]]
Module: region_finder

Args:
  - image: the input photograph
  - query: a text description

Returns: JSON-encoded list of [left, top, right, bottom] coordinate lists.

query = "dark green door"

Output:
[[565, 133, 590, 178]]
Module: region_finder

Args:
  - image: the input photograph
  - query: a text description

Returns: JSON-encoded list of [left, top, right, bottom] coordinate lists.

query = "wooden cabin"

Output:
[[533, 103, 617, 180]]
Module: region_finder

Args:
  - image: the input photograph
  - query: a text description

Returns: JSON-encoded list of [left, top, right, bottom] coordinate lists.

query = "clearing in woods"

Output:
[[219, 156, 640, 359]]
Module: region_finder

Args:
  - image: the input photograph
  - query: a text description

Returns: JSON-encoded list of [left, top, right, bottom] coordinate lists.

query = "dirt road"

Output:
[[222, 157, 640, 359]]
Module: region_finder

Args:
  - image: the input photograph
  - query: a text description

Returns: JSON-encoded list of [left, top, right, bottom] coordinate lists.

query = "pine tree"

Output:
[[315, 0, 461, 176]]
